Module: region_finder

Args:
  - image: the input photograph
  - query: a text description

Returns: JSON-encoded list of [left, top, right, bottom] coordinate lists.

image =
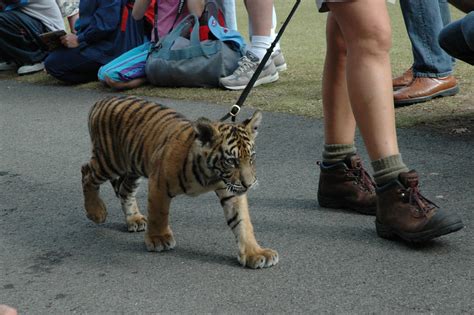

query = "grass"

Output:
[[2, 1, 473, 133]]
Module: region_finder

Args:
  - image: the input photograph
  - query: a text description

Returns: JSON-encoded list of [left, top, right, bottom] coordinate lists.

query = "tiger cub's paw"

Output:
[[126, 214, 147, 232], [85, 198, 107, 224], [238, 248, 279, 269], [145, 233, 176, 252]]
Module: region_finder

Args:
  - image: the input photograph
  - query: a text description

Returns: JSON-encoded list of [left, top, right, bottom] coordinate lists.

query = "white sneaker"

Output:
[[0, 61, 17, 71], [17, 62, 44, 75], [272, 49, 287, 72], [219, 51, 279, 90]]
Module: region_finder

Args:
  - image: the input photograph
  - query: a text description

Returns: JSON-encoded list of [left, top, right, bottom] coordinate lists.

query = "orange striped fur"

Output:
[[81, 96, 278, 268]]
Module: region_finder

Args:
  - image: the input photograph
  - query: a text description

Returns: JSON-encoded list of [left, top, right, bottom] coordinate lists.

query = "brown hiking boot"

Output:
[[317, 154, 377, 215], [376, 170, 464, 242]]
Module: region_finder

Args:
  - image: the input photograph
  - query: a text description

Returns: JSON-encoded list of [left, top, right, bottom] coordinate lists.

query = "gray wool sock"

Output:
[[371, 154, 410, 186], [322, 143, 357, 164]]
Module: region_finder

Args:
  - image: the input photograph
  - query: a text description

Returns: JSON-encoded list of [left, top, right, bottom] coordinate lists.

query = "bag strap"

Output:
[[152, 0, 186, 43], [151, 14, 197, 53]]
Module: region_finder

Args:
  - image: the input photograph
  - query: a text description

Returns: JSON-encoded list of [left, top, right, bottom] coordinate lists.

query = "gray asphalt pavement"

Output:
[[0, 80, 472, 314]]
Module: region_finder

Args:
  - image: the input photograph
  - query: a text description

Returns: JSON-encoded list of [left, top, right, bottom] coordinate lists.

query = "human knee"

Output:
[[347, 23, 392, 57], [44, 54, 62, 79], [438, 25, 455, 55], [326, 14, 347, 57]]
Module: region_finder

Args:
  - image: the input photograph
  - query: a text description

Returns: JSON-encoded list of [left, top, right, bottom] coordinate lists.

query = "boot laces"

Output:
[[402, 177, 438, 215], [347, 159, 375, 192]]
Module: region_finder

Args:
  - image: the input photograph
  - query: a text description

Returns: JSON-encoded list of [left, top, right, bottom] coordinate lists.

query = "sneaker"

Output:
[[272, 49, 287, 72], [376, 170, 464, 242], [0, 61, 17, 71], [219, 51, 279, 90], [317, 154, 377, 215], [17, 62, 44, 75]]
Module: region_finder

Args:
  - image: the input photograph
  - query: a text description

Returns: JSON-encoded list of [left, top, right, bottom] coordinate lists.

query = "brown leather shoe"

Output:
[[393, 75, 459, 107], [317, 154, 376, 215], [376, 171, 464, 242], [393, 67, 413, 90]]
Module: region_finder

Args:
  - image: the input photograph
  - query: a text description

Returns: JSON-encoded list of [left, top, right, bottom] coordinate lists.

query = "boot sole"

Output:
[[394, 86, 459, 107], [318, 194, 376, 215], [375, 220, 464, 242]]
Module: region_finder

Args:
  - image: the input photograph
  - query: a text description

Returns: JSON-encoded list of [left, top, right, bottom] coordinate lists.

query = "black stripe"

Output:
[[128, 105, 164, 176], [139, 110, 177, 146], [134, 141, 146, 176], [227, 212, 238, 226], [220, 196, 234, 206], [96, 149, 115, 178], [89, 158, 108, 182], [231, 219, 242, 230], [227, 137, 237, 146], [166, 181, 174, 198], [211, 155, 219, 167], [99, 99, 122, 175], [139, 149, 148, 177], [184, 129, 197, 144], [120, 106, 148, 150], [192, 157, 204, 186], [123, 102, 156, 153], [181, 152, 189, 183], [174, 123, 192, 140], [110, 99, 139, 171], [151, 114, 183, 140], [114, 99, 141, 142], [196, 155, 208, 180], [178, 172, 187, 193]]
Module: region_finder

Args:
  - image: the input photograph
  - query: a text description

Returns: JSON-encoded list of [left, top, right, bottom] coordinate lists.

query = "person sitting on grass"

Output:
[[99, 0, 205, 90], [44, 0, 146, 84], [0, 0, 65, 76]]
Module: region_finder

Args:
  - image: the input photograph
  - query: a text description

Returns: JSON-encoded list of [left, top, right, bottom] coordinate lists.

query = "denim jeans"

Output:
[[439, 12, 474, 65], [400, 0, 453, 77], [44, 47, 103, 84]]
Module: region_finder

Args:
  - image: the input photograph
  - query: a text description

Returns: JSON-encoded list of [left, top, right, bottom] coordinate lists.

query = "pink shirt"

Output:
[[155, 0, 188, 39]]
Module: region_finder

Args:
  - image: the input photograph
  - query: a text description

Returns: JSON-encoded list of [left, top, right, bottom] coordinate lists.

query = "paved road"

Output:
[[0, 80, 472, 314]]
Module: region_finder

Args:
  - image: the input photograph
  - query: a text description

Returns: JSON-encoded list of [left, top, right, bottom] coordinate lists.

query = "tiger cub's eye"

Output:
[[224, 157, 238, 167]]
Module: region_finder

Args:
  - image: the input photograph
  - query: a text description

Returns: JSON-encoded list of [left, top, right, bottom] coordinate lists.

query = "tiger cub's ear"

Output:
[[243, 110, 262, 138], [194, 117, 217, 146]]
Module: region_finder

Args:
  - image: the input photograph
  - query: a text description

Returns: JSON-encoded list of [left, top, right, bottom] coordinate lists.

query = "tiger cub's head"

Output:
[[194, 111, 262, 195]]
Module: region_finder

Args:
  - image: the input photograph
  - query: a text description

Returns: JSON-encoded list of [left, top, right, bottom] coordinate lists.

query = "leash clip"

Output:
[[229, 104, 241, 117]]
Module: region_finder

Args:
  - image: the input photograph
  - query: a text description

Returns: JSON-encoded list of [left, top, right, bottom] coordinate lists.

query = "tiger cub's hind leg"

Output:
[[111, 175, 147, 232], [81, 162, 108, 224]]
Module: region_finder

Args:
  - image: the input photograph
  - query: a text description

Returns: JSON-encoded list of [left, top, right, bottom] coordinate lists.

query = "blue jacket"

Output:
[[76, 0, 144, 64]]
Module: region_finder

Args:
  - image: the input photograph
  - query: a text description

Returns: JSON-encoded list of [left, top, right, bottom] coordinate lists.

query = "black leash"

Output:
[[220, 0, 301, 122]]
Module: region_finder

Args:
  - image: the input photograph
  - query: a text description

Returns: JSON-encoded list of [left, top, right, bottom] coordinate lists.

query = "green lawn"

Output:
[[4, 1, 473, 131]]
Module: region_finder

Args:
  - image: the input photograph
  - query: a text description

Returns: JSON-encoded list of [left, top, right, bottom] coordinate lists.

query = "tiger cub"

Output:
[[81, 96, 278, 269]]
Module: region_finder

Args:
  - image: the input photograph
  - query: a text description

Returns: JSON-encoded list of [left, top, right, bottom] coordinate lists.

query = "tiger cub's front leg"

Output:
[[144, 177, 176, 252], [216, 189, 278, 269], [110, 176, 147, 232]]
